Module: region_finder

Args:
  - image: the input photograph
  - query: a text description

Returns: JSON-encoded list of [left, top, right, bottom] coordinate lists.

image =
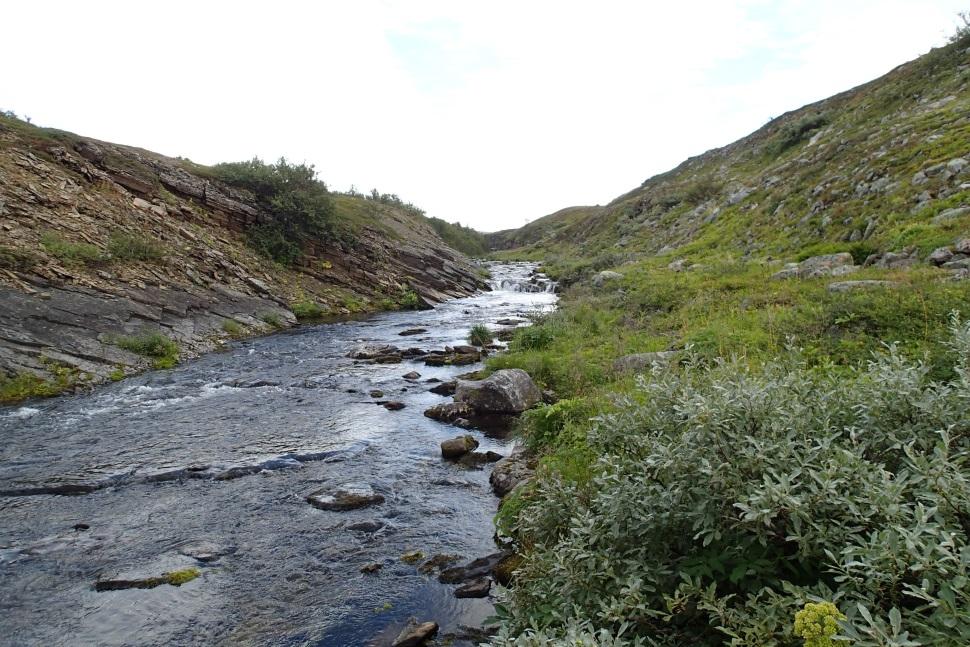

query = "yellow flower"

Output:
[[793, 601, 846, 647]]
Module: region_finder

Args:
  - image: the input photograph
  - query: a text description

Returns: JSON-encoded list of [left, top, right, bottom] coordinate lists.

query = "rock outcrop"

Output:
[[0, 118, 488, 397]]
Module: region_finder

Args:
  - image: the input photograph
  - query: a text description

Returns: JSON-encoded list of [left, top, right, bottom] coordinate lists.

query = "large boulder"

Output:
[[392, 619, 438, 647], [490, 448, 534, 497], [592, 270, 624, 287], [454, 369, 541, 414]]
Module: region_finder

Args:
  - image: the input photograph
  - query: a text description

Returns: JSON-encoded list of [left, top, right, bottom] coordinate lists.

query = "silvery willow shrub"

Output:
[[489, 316, 970, 646]]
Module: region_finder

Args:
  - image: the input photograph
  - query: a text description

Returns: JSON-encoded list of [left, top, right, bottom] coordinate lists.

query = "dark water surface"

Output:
[[0, 262, 555, 647]]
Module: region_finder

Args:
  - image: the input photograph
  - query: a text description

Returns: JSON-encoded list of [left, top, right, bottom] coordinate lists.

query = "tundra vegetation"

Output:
[[485, 30, 970, 647]]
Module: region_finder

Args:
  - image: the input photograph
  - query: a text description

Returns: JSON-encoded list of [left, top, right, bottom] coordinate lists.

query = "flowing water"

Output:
[[0, 262, 556, 647]]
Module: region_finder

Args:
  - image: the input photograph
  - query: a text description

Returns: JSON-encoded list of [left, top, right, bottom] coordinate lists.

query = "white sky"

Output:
[[1, 1, 966, 231]]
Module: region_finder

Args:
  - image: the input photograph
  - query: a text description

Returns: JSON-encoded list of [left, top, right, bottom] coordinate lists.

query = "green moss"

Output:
[[114, 332, 180, 369], [108, 367, 126, 382], [221, 319, 244, 337], [260, 312, 283, 328], [163, 568, 200, 586], [291, 300, 324, 321], [107, 232, 164, 262], [41, 232, 104, 265]]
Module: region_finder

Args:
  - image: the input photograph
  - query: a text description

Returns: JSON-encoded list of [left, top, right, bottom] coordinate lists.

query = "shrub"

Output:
[[468, 323, 494, 346], [0, 246, 39, 271], [398, 289, 423, 310], [208, 157, 335, 264], [291, 300, 324, 321], [772, 113, 829, 156], [221, 319, 244, 336], [114, 332, 179, 369], [491, 317, 970, 646], [260, 312, 283, 328], [41, 232, 104, 265], [107, 232, 164, 261]]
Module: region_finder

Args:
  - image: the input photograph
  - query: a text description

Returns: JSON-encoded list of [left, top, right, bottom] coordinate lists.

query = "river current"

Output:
[[0, 262, 556, 647]]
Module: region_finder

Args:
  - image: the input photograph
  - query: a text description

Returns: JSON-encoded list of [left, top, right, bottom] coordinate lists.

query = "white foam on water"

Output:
[[6, 407, 40, 419]]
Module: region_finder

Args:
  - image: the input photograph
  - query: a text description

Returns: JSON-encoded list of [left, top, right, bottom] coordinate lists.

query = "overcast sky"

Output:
[[1, 1, 966, 231]]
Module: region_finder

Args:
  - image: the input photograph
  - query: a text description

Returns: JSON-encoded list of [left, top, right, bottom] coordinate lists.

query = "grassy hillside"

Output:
[[486, 32, 970, 646]]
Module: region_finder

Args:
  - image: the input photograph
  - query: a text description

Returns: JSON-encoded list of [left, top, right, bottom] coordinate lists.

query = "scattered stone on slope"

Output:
[[592, 270, 624, 287], [827, 280, 900, 293], [612, 351, 678, 374]]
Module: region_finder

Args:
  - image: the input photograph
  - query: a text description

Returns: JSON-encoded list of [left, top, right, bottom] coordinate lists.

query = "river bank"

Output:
[[0, 262, 555, 646]]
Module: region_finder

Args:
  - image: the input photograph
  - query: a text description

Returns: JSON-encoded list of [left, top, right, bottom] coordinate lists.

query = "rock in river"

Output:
[[392, 618, 439, 647], [454, 368, 541, 414], [454, 577, 491, 598], [440, 435, 479, 459], [383, 401, 406, 411], [347, 344, 400, 360], [306, 483, 384, 511], [424, 401, 475, 423]]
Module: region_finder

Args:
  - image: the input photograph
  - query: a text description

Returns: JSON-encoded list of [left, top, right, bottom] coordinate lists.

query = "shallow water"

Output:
[[0, 261, 555, 647]]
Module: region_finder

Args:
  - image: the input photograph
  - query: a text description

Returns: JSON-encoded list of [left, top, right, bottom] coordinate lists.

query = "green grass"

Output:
[[107, 232, 164, 261], [0, 246, 39, 271], [114, 332, 180, 369], [260, 312, 283, 328], [468, 323, 493, 346], [41, 232, 104, 265], [221, 319, 245, 337], [290, 299, 324, 321]]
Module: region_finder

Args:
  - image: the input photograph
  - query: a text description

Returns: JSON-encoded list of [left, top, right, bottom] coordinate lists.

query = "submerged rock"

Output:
[[178, 541, 234, 563], [438, 551, 509, 584], [454, 577, 491, 598], [402, 371, 421, 380], [95, 568, 200, 592], [360, 562, 383, 574], [306, 483, 384, 511], [454, 369, 541, 414], [398, 328, 427, 336], [383, 401, 406, 411]]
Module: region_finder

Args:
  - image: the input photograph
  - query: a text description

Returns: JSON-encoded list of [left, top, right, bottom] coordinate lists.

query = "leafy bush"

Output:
[[291, 300, 324, 321], [469, 323, 494, 346], [398, 289, 423, 310], [208, 157, 335, 264], [41, 232, 104, 265], [114, 332, 179, 369], [426, 216, 490, 256], [491, 317, 970, 646], [107, 232, 164, 261], [772, 113, 829, 156]]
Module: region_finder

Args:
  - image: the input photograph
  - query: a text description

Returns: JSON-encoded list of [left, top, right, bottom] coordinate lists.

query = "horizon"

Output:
[[1, 1, 966, 232]]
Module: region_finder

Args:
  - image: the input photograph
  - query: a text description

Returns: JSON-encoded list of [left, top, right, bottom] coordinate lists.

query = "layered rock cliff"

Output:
[[0, 116, 487, 399]]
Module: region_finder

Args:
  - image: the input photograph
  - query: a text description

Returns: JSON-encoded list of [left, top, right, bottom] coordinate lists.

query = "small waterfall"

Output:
[[486, 266, 557, 293]]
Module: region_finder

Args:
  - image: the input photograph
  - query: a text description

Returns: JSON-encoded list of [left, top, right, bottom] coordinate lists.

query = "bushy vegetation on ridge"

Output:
[[205, 157, 336, 265]]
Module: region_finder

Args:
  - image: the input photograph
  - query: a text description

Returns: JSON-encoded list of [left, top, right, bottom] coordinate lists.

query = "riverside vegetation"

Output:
[[484, 27, 970, 647]]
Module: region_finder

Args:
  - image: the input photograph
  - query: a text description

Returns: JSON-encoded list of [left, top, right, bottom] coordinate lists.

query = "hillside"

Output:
[[0, 115, 487, 402], [484, 33, 970, 647], [491, 39, 970, 284]]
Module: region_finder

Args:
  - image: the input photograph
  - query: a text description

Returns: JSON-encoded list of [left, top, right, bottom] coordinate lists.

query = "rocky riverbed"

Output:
[[0, 262, 555, 647]]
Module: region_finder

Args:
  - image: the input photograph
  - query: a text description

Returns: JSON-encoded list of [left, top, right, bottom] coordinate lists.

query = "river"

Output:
[[0, 261, 556, 647]]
